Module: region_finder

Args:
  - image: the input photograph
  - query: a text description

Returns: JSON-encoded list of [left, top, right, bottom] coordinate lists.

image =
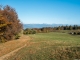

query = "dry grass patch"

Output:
[[0, 35, 31, 57]]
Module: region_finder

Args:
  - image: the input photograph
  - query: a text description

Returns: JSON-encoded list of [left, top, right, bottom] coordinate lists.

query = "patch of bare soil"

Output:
[[0, 35, 31, 60]]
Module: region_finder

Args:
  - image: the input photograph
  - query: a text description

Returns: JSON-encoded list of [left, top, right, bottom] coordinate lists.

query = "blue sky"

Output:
[[0, 0, 80, 24]]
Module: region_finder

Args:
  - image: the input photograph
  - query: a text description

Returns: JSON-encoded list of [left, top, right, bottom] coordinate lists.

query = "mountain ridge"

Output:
[[23, 24, 72, 29]]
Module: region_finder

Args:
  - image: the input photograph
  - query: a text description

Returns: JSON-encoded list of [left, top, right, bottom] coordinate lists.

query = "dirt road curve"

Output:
[[0, 35, 31, 60]]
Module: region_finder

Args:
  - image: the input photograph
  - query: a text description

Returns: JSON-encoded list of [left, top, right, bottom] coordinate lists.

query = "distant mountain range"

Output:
[[23, 24, 71, 29], [23, 24, 80, 29]]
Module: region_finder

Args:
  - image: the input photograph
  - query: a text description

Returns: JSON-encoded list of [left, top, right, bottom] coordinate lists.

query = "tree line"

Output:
[[24, 25, 80, 34], [54, 25, 80, 30], [0, 5, 23, 42]]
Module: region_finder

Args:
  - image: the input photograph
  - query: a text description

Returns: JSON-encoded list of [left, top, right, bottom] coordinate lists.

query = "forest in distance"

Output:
[[23, 25, 80, 35]]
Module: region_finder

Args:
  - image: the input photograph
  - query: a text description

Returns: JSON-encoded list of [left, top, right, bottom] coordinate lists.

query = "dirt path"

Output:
[[0, 35, 31, 60], [0, 44, 26, 60]]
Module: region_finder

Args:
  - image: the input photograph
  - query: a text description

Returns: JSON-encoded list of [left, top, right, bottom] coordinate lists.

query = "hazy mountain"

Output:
[[23, 24, 69, 29]]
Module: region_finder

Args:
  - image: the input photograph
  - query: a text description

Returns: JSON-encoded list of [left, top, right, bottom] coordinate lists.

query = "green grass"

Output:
[[29, 32, 80, 46], [6, 32, 80, 60]]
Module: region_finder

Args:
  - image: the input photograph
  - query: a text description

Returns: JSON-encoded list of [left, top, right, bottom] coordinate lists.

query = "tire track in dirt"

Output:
[[0, 44, 26, 60], [0, 35, 31, 60]]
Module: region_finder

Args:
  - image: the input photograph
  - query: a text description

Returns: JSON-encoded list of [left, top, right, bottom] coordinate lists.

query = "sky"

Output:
[[0, 0, 80, 24]]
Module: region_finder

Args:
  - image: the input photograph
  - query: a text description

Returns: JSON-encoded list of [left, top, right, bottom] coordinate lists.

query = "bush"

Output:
[[23, 29, 36, 35], [15, 34, 20, 39], [69, 31, 80, 35], [32, 30, 36, 34], [0, 36, 7, 43], [77, 32, 80, 35]]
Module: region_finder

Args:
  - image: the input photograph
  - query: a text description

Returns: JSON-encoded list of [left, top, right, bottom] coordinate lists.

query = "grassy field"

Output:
[[6, 32, 80, 60]]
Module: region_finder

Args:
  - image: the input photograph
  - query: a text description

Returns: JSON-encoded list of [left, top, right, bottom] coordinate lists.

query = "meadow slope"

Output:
[[5, 32, 80, 60]]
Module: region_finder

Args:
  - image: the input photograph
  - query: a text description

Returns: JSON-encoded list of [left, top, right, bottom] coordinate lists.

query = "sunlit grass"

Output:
[[29, 32, 80, 46], [6, 32, 80, 60]]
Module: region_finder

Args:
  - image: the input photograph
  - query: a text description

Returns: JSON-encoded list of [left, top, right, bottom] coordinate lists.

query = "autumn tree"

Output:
[[0, 5, 22, 42]]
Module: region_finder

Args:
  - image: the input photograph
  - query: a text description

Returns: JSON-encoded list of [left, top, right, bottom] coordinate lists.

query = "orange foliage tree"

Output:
[[0, 5, 23, 42]]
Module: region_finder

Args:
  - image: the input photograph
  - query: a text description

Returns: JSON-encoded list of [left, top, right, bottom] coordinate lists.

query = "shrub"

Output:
[[15, 34, 20, 39], [23, 29, 36, 34], [32, 30, 36, 34]]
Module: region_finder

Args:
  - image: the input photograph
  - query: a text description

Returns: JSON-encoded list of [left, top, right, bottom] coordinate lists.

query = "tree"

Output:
[[73, 25, 78, 30], [0, 5, 23, 42], [69, 25, 72, 30]]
